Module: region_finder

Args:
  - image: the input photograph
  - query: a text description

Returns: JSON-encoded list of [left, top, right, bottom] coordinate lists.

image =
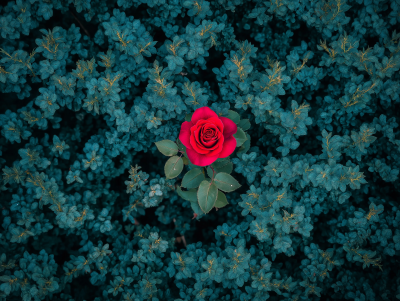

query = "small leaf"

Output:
[[215, 190, 229, 208], [206, 166, 213, 178], [238, 119, 251, 131], [197, 180, 218, 213], [155, 140, 178, 156], [188, 159, 202, 169], [233, 127, 247, 147], [165, 156, 183, 179], [182, 168, 205, 189], [176, 138, 186, 153], [214, 172, 241, 192], [182, 157, 189, 165], [237, 133, 251, 156], [191, 201, 205, 218], [185, 113, 193, 122], [225, 110, 240, 124], [177, 187, 197, 203]]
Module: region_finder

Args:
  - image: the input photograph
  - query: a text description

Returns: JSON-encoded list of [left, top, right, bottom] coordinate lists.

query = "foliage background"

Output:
[[1, 0, 400, 300]]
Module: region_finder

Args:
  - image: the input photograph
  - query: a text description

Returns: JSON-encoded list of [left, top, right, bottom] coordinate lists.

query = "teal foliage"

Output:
[[1, 0, 400, 300]]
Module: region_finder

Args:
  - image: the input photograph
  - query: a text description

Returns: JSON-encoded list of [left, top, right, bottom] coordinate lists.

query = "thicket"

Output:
[[1, 0, 400, 300]]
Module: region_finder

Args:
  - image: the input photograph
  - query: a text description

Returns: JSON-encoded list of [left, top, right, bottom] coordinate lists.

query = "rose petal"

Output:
[[179, 121, 194, 149], [204, 116, 224, 132], [191, 107, 218, 124], [200, 125, 221, 150], [190, 131, 209, 154], [219, 116, 237, 138], [201, 126, 217, 140], [194, 119, 210, 128], [218, 136, 237, 158], [189, 124, 219, 152], [201, 136, 218, 146], [186, 148, 219, 166], [194, 126, 209, 148], [201, 140, 218, 147], [206, 135, 224, 156]]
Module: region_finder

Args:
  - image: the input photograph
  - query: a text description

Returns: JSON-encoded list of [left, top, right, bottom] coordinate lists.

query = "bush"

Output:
[[1, 0, 400, 300]]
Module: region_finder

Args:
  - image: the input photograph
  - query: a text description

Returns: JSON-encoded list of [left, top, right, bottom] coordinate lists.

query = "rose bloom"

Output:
[[179, 107, 237, 166]]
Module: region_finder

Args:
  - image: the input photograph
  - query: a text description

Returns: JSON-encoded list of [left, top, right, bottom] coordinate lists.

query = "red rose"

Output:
[[179, 107, 237, 166]]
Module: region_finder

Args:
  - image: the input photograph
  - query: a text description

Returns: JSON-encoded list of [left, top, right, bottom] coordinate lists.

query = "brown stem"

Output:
[[181, 236, 187, 247], [210, 166, 215, 183], [70, 10, 91, 38]]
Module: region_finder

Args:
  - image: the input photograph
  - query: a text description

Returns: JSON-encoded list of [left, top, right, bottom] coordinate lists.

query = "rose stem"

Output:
[[210, 166, 215, 183]]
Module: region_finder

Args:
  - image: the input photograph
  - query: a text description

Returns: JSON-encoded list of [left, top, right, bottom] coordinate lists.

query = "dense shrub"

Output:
[[1, 0, 400, 300]]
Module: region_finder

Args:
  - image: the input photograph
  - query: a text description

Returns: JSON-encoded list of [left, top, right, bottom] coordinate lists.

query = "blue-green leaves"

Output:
[[184, 0, 213, 25], [52, 135, 70, 156], [225, 240, 251, 287], [170, 252, 195, 279], [2, 164, 26, 185], [200, 253, 224, 282], [0, 275, 19, 295], [339, 80, 378, 113], [141, 232, 168, 253], [1, 3, 398, 300], [51, 74, 76, 96], [252, 61, 290, 96], [82, 149, 103, 171], [18, 148, 39, 167], [320, 130, 344, 161], [165, 36, 187, 73], [344, 124, 377, 161], [249, 219, 270, 241], [181, 80, 209, 109], [132, 41, 158, 64]]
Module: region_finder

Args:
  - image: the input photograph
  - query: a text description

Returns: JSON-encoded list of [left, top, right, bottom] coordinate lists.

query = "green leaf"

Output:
[[185, 113, 193, 122], [164, 156, 184, 179], [212, 158, 233, 174], [177, 187, 197, 203], [233, 127, 247, 147], [225, 110, 240, 124], [155, 140, 178, 156], [213, 158, 228, 164], [237, 133, 251, 156], [176, 139, 203, 168], [206, 166, 213, 178], [181, 168, 205, 189], [197, 180, 218, 214], [176, 138, 186, 153], [182, 157, 189, 165], [191, 201, 205, 218], [188, 160, 202, 169], [214, 172, 241, 192], [215, 190, 229, 208], [238, 119, 251, 131]]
